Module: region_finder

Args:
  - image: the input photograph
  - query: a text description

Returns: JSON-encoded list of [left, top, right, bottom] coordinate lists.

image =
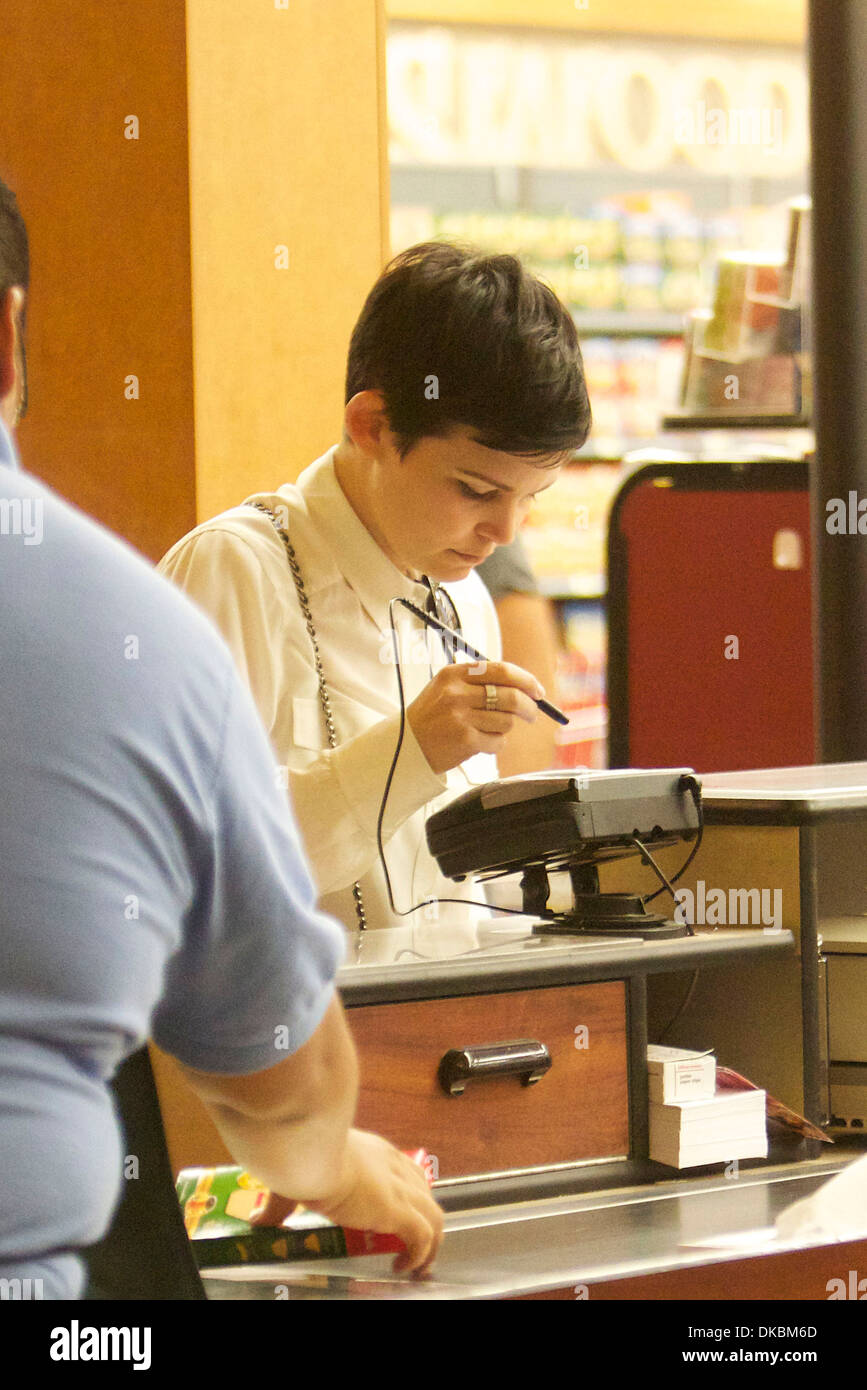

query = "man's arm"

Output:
[[153, 653, 443, 1273], [177, 994, 357, 1199], [176, 994, 442, 1272]]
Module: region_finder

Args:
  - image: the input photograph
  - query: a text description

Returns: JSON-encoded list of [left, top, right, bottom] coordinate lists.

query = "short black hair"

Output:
[[345, 241, 591, 460], [0, 176, 29, 299]]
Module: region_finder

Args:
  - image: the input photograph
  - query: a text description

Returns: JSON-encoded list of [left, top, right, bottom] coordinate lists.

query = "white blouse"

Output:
[[158, 447, 502, 932]]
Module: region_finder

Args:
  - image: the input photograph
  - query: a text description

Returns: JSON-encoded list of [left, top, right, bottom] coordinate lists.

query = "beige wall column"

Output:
[[0, 1, 389, 560], [185, 0, 391, 524]]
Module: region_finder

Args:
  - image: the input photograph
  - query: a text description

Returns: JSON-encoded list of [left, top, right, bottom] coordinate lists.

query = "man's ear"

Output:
[[0, 286, 25, 414], [343, 390, 391, 456]]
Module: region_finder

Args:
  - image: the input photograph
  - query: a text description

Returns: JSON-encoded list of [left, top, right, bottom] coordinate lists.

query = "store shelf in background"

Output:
[[582, 338, 685, 447], [404, 205, 725, 322], [385, 1, 805, 45], [539, 577, 605, 601], [662, 412, 811, 430], [620, 427, 813, 460], [574, 312, 685, 338], [521, 460, 625, 597]]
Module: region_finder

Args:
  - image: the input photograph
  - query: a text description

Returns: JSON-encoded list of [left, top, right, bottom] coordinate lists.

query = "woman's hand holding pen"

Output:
[[407, 659, 544, 775]]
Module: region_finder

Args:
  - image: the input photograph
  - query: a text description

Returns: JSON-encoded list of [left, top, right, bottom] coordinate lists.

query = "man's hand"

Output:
[[407, 659, 543, 775], [179, 1001, 443, 1274], [303, 1129, 444, 1274]]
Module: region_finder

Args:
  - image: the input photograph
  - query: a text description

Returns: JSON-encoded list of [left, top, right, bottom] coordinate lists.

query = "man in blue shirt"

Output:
[[0, 177, 442, 1298]]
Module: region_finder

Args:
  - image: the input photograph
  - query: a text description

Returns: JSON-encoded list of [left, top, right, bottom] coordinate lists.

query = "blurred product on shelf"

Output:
[[679, 197, 811, 416], [703, 253, 787, 358], [423, 200, 710, 316], [682, 347, 799, 415], [520, 461, 622, 596], [554, 602, 607, 772], [581, 337, 684, 452], [391, 196, 797, 323], [788, 196, 813, 417]]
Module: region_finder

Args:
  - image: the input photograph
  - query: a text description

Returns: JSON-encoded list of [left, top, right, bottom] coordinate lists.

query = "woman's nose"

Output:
[[477, 498, 520, 546]]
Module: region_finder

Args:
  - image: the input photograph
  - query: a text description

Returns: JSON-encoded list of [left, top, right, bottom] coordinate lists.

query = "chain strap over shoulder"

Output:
[[248, 500, 368, 931]]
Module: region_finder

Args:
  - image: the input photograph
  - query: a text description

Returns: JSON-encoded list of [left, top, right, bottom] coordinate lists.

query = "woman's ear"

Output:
[[343, 390, 391, 456]]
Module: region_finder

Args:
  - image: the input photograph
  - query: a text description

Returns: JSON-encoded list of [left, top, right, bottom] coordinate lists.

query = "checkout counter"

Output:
[[152, 765, 867, 1301], [198, 918, 863, 1301]]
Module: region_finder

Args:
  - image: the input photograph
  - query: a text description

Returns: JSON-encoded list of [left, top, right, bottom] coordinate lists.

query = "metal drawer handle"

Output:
[[437, 1040, 552, 1096]]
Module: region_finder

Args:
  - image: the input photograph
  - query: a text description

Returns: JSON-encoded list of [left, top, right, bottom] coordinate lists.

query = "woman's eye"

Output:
[[458, 482, 498, 501]]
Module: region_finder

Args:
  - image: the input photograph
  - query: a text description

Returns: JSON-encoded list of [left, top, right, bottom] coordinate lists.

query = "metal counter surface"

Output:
[[336, 920, 795, 1004], [701, 762, 867, 825], [202, 1156, 861, 1301]]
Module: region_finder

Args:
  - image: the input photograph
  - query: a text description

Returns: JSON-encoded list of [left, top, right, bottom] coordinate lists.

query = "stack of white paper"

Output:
[[650, 1087, 768, 1169]]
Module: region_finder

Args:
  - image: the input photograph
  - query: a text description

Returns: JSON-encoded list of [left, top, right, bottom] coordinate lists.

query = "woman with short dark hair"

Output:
[[160, 242, 591, 933]]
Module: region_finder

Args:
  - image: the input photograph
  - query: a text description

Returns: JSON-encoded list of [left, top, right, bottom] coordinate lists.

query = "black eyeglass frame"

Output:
[[423, 579, 463, 663]]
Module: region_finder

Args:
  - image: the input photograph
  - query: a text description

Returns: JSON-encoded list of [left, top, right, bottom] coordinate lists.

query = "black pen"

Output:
[[399, 598, 571, 726]]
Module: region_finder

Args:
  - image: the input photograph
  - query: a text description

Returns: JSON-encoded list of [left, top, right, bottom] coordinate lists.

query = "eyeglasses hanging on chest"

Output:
[[422, 578, 463, 664]]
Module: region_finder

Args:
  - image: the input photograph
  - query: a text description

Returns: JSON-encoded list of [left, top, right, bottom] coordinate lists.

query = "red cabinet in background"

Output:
[[607, 459, 814, 772]]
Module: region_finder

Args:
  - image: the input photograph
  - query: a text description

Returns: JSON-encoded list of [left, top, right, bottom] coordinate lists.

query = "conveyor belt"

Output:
[[203, 1155, 863, 1300]]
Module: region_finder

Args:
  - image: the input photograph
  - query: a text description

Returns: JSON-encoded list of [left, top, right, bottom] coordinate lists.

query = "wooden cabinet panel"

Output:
[[349, 982, 629, 1179]]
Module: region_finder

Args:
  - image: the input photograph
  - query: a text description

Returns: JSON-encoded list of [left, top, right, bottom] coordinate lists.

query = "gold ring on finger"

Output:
[[485, 683, 499, 711]]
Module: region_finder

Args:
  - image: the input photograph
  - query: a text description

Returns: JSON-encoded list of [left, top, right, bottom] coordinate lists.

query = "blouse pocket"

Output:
[[292, 696, 326, 750]]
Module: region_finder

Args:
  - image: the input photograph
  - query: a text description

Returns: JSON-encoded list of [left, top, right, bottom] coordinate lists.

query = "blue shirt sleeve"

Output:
[[150, 664, 346, 1074]]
